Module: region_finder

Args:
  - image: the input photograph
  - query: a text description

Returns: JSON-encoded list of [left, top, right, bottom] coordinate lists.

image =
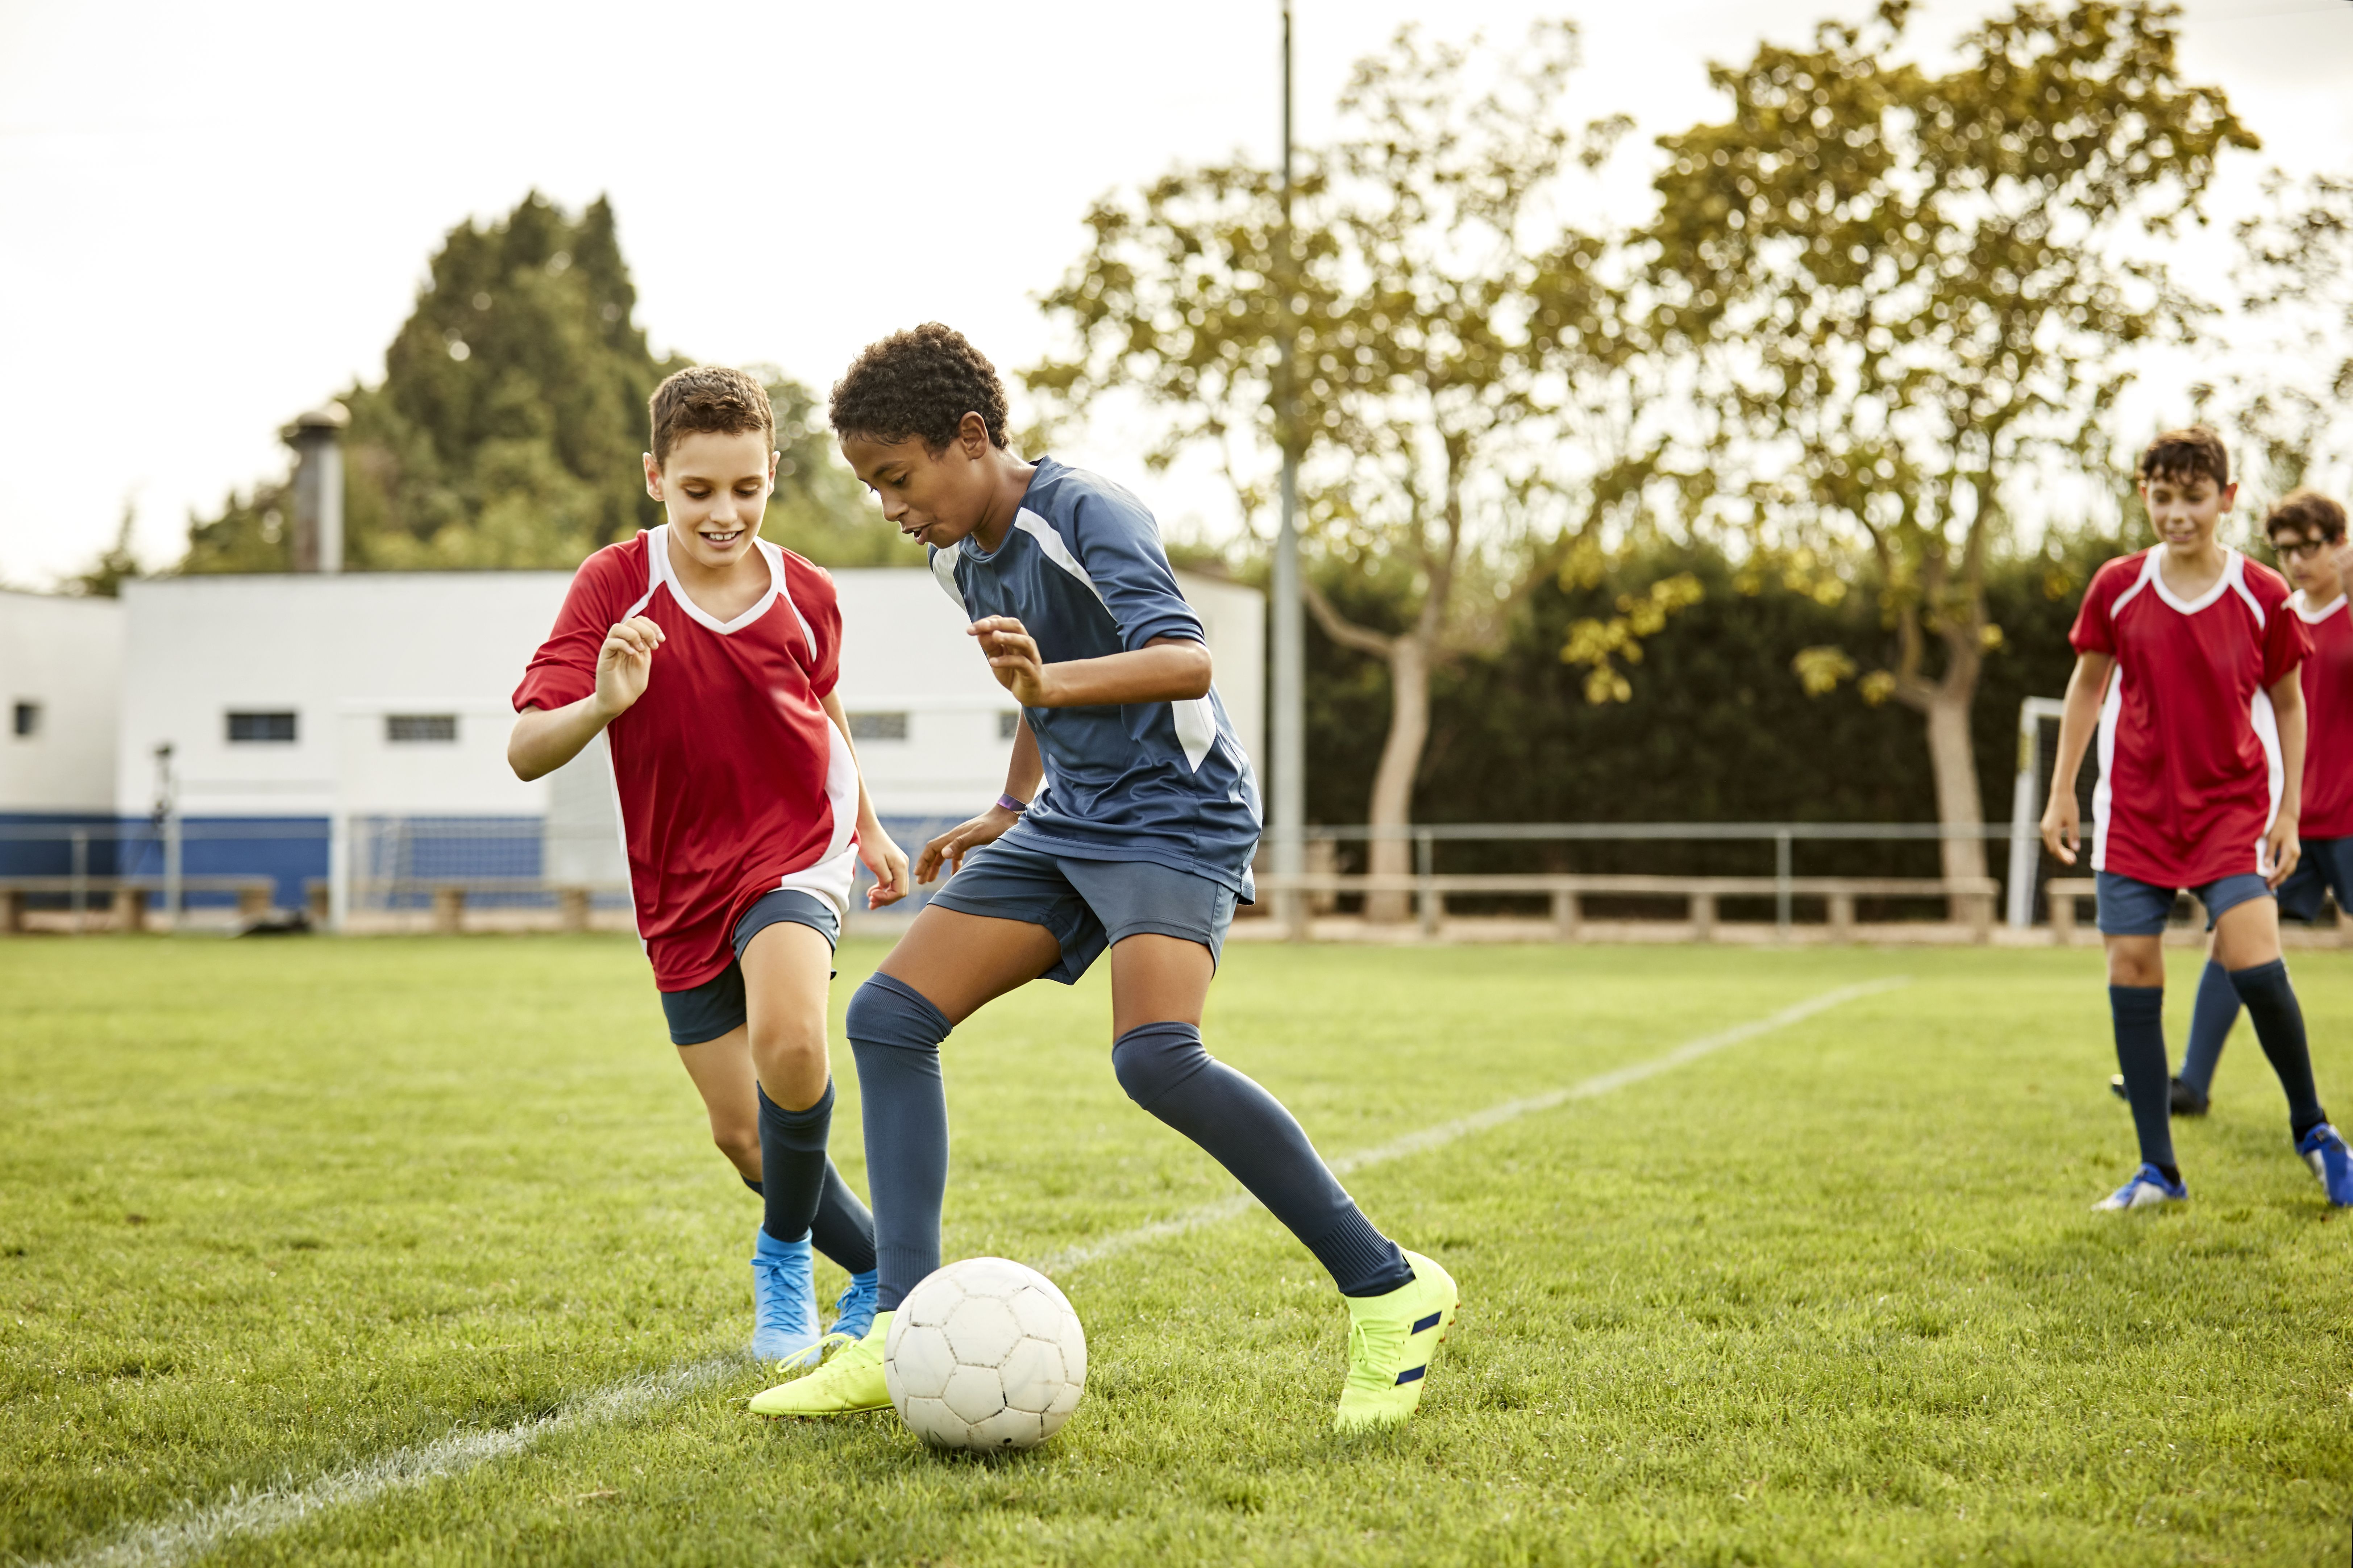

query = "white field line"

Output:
[[1034, 975, 1912, 1273], [45, 974, 1905, 1568], [43, 1358, 745, 1568]]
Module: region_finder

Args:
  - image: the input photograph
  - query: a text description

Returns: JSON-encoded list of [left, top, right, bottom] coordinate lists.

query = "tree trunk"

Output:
[[1364, 634, 1432, 923], [1921, 680, 1990, 926]]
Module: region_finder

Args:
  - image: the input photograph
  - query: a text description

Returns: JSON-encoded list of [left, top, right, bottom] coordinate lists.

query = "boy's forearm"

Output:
[[1003, 714, 1045, 802], [508, 698, 610, 782], [2273, 680, 2306, 821], [1033, 639, 1211, 708], [2048, 657, 2109, 801]]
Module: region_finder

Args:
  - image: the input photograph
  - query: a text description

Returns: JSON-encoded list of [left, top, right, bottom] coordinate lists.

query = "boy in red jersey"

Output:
[[2141, 491, 2353, 1114], [508, 367, 911, 1361], [2044, 429, 2353, 1210]]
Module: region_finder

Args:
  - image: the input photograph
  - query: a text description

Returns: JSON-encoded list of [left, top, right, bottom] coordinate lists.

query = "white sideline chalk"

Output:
[[46, 974, 1905, 1568]]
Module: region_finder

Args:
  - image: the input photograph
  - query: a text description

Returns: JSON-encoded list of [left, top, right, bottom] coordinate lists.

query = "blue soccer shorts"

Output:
[[925, 837, 1238, 984], [660, 887, 841, 1046], [2094, 868, 2273, 937], [2275, 836, 2353, 926]]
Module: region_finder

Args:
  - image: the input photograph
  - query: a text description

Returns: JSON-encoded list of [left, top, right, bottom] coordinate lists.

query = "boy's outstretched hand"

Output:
[[860, 821, 912, 909], [915, 802, 1022, 884], [595, 616, 665, 719]]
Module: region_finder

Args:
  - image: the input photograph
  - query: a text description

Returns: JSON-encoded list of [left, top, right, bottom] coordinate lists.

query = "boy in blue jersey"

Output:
[[750, 324, 1456, 1432]]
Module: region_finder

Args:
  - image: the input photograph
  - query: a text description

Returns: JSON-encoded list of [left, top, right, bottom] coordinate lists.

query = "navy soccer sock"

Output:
[[810, 1160, 877, 1277], [2109, 985, 2177, 1177], [1111, 1022, 1412, 1297], [2178, 958, 2239, 1097], [845, 973, 954, 1313], [2227, 959, 2327, 1139], [744, 1160, 876, 1274], [756, 1079, 833, 1246]]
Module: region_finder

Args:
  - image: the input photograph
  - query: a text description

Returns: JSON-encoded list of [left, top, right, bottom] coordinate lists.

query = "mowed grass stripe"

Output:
[[30, 977, 1894, 1568]]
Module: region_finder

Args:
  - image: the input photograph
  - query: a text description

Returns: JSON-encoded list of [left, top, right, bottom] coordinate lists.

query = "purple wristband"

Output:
[[996, 793, 1029, 814]]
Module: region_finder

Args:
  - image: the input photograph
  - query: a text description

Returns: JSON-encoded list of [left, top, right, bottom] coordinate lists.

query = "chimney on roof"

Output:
[[285, 403, 350, 573]]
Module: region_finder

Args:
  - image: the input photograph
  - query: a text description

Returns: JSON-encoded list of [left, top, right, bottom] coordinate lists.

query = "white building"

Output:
[[0, 589, 122, 817]]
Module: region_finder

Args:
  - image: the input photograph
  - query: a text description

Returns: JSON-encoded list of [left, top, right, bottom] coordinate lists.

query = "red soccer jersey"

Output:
[[2070, 547, 2311, 887], [2292, 589, 2353, 838], [512, 527, 858, 991]]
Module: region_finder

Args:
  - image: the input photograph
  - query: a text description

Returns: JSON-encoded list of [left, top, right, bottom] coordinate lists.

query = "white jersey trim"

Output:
[[645, 526, 793, 641], [1013, 509, 1111, 615], [767, 720, 862, 917], [928, 546, 964, 610], [2290, 588, 2350, 626], [2091, 666, 2121, 873]]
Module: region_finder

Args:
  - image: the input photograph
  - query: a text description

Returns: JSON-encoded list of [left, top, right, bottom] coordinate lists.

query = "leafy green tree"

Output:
[[1032, 22, 1659, 916], [181, 192, 891, 573], [1642, 0, 2253, 906]]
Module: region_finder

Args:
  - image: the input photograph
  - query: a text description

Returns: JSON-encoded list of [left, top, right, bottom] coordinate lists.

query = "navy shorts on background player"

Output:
[[2273, 837, 2353, 925], [661, 888, 841, 1046], [928, 839, 1238, 984], [2095, 869, 2273, 938]]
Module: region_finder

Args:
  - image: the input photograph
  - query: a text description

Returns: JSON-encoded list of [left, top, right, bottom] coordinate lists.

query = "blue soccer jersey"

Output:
[[928, 456, 1263, 898]]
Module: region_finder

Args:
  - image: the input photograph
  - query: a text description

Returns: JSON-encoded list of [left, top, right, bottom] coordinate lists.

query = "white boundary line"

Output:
[[44, 975, 1905, 1568]]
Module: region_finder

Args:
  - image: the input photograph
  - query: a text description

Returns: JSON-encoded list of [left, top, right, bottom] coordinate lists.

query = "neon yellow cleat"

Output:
[[1334, 1251, 1458, 1433], [749, 1311, 893, 1416]]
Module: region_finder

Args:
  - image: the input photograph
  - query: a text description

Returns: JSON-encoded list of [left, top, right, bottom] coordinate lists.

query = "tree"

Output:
[[181, 192, 894, 573], [1642, 0, 2253, 909], [2226, 171, 2353, 502], [66, 502, 142, 596], [1032, 22, 1657, 917]]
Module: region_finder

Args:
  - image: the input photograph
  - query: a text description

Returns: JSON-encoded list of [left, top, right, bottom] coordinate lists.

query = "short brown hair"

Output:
[[2267, 488, 2349, 546], [648, 366, 774, 467], [2138, 426, 2230, 491], [828, 324, 1009, 451]]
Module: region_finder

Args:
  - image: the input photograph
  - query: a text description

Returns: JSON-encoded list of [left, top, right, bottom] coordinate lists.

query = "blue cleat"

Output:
[[2092, 1163, 2187, 1212], [750, 1229, 823, 1368], [2296, 1123, 2353, 1207], [828, 1269, 880, 1344]]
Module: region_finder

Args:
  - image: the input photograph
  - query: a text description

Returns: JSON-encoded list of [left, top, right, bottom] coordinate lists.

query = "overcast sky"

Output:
[[2, 0, 2349, 586]]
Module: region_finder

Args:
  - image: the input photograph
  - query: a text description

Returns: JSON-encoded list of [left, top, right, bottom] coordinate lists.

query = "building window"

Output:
[[11, 701, 37, 739], [848, 712, 909, 742], [226, 710, 298, 744], [999, 710, 1022, 740], [386, 714, 458, 743]]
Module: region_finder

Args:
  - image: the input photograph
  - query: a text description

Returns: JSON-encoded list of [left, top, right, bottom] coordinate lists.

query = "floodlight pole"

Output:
[[1270, 0, 1306, 933]]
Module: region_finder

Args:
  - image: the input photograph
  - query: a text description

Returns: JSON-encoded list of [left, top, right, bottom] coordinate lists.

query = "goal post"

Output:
[[2006, 695, 2094, 929]]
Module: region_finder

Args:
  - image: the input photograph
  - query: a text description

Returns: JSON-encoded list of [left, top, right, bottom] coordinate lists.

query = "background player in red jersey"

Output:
[[507, 367, 910, 1363], [2112, 491, 2353, 1118], [2042, 429, 2353, 1212]]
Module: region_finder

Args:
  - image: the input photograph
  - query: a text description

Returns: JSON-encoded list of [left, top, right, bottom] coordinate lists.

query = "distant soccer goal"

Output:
[[2004, 695, 2101, 929]]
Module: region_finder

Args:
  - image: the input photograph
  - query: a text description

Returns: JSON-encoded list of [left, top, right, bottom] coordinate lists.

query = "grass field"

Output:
[[4, 935, 2351, 1566]]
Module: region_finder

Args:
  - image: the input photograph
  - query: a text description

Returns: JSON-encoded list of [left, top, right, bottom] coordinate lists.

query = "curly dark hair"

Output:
[[649, 366, 773, 466], [2138, 426, 2230, 491], [2267, 488, 2348, 546], [828, 323, 1008, 450]]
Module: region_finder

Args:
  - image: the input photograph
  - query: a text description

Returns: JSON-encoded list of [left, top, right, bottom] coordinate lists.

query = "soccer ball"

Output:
[[884, 1257, 1086, 1450]]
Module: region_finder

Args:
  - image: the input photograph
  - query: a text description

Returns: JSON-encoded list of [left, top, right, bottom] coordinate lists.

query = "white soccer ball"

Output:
[[884, 1257, 1086, 1450]]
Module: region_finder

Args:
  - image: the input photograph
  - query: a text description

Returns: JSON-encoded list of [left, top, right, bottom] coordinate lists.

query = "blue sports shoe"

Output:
[[750, 1229, 822, 1368], [828, 1269, 880, 1344], [2093, 1163, 2187, 1212], [2296, 1123, 2353, 1208]]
